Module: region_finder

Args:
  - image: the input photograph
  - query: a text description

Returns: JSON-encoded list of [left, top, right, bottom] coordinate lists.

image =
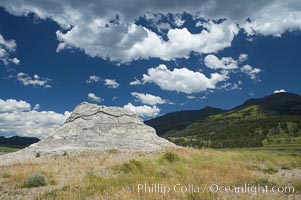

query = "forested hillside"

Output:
[[147, 93, 301, 148]]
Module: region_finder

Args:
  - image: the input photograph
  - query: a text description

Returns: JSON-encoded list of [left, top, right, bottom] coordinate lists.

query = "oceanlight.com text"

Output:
[[137, 183, 295, 196]]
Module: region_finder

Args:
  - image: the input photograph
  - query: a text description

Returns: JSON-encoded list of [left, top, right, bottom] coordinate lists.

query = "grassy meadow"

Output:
[[0, 147, 300, 199], [0, 146, 21, 155]]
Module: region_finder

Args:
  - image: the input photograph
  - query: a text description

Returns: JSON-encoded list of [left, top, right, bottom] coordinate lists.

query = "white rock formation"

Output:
[[11, 102, 175, 156]]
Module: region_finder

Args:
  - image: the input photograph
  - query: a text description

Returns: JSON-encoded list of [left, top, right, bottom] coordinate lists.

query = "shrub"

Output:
[[156, 167, 170, 178], [120, 159, 143, 174], [1, 173, 11, 178], [24, 173, 46, 188], [107, 149, 119, 154], [162, 152, 179, 163], [264, 161, 279, 174]]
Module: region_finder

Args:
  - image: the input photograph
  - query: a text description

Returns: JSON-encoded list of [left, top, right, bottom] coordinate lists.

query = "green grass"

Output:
[[221, 144, 301, 155], [0, 146, 20, 155], [209, 105, 268, 121], [169, 136, 301, 154]]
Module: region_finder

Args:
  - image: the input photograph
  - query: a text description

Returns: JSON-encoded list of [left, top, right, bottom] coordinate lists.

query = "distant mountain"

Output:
[[147, 92, 301, 148], [237, 92, 301, 115], [145, 106, 225, 135], [0, 136, 40, 147]]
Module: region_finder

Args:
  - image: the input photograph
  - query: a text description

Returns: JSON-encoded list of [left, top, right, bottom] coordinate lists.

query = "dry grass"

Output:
[[0, 148, 300, 200]]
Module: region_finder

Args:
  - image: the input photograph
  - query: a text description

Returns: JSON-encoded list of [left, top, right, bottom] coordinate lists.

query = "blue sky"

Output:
[[0, 0, 300, 138]]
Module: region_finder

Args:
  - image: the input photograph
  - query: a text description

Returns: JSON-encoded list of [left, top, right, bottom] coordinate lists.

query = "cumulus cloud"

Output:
[[204, 54, 238, 70], [87, 93, 102, 102], [131, 92, 168, 105], [104, 79, 119, 88], [123, 103, 160, 118], [274, 89, 287, 93], [133, 56, 259, 94], [56, 20, 239, 62], [242, 0, 301, 36], [1, 0, 300, 62], [0, 99, 30, 113], [141, 64, 229, 94], [0, 33, 20, 65], [0, 1, 238, 62], [204, 54, 261, 81], [241, 65, 262, 80], [0, 98, 70, 138], [86, 75, 101, 83], [17, 72, 52, 88]]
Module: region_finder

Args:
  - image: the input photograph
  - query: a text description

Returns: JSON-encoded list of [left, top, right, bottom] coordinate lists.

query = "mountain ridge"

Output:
[[236, 92, 301, 115], [145, 106, 225, 135], [0, 136, 40, 147], [145, 92, 301, 148]]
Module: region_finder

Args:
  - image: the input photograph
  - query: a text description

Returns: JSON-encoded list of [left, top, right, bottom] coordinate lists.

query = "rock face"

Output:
[[21, 102, 175, 155]]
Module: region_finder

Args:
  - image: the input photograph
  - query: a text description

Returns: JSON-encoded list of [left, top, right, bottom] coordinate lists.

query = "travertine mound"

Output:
[[13, 102, 175, 156]]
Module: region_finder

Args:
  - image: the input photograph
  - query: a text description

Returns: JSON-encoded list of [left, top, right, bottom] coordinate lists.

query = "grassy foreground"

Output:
[[0, 148, 300, 199]]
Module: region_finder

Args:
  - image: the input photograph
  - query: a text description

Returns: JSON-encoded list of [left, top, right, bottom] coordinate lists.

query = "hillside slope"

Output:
[[144, 106, 225, 135], [148, 92, 301, 148], [236, 92, 301, 115], [167, 105, 301, 148]]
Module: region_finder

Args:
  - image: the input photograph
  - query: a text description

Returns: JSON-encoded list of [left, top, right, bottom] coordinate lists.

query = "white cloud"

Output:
[[0, 1, 240, 62], [0, 98, 70, 138], [187, 95, 196, 99], [204, 54, 238, 70], [0, 99, 30, 113], [242, 0, 301, 36], [17, 72, 52, 88], [87, 76, 119, 89], [9, 57, 20, 65], [104, 79, 119, 88], [238, 54, 248, 63], [87, 93, 102, 102], [129, 78, 142, 85], [33, 104, 40, 110], [205, 54, 260, 83], [241, 65, 262, 80], [173, 14, 185, 27], [118, 20, 238, 62], [141, 64, 229, 94], [0, 33, 20, 65], [123, 103, 160, 118], [274, 89, 287, 93], [220, 81, 242, 90], [131, 92, 167, 105], [86, 75, 101, 83], [1, 0, 300, 62]]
